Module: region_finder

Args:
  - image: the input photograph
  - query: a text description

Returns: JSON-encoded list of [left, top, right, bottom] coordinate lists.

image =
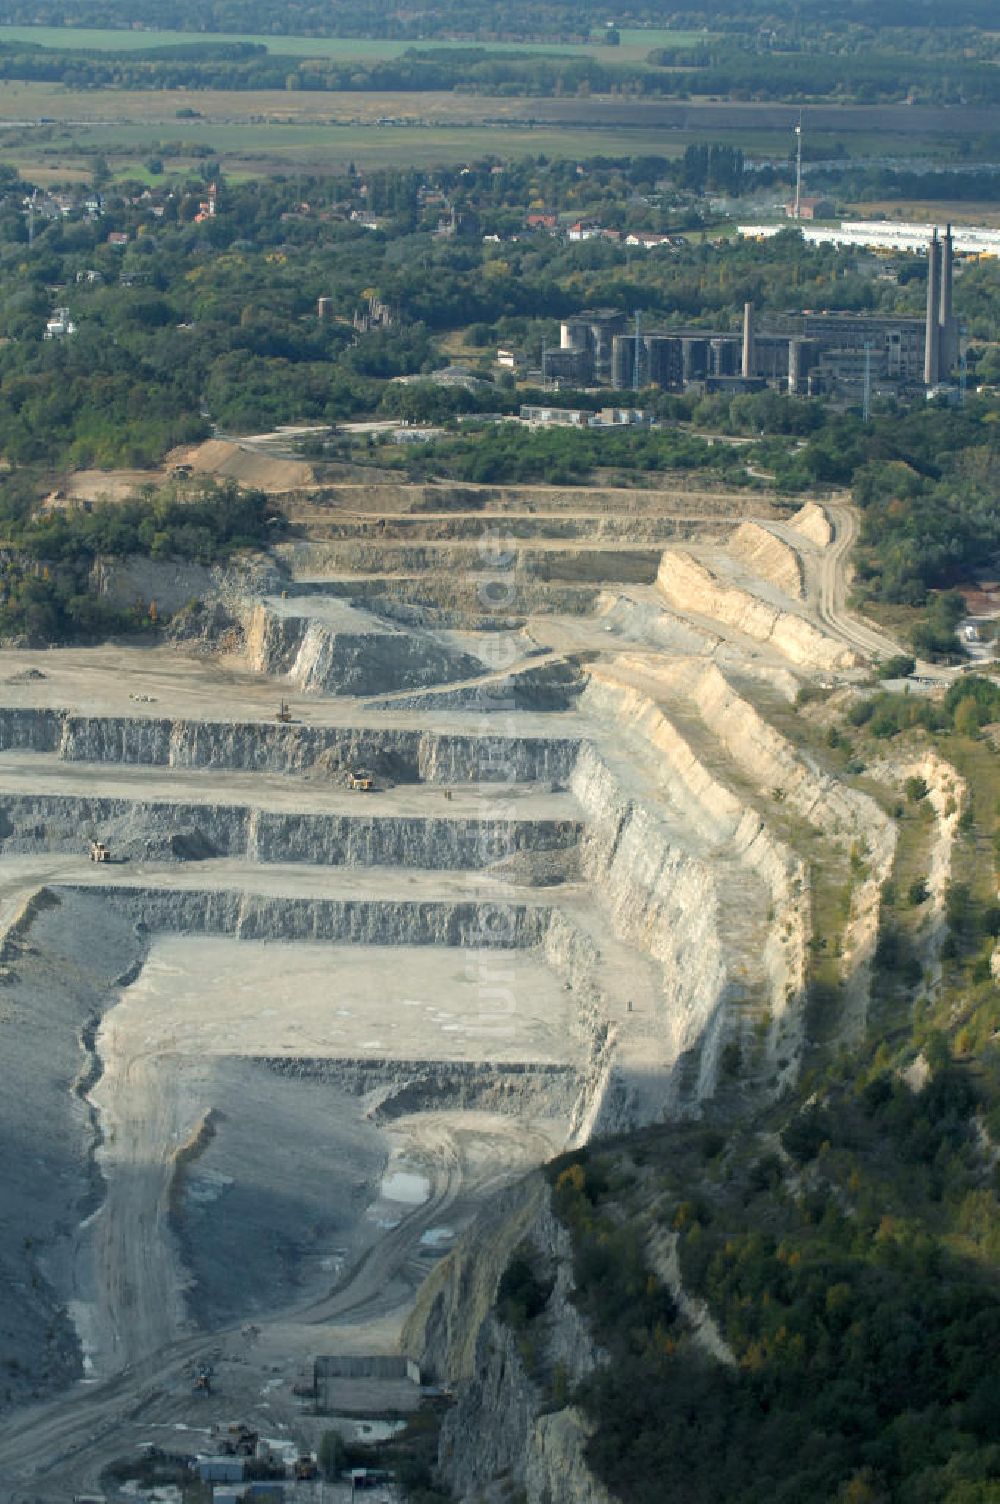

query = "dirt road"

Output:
[[817, 501, 901, 661], [0, 1104, 558, 1502]]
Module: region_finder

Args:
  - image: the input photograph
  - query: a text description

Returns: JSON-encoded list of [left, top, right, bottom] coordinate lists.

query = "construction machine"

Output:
[[276, 700, 293, 723], [89, 839, 111, 863], [348, 769, 375, 792]]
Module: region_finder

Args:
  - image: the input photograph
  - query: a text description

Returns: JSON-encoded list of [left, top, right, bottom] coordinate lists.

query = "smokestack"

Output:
[[924, 230, 941, 387], [938, 222, 955, 374], [742, 301, 754, 378]]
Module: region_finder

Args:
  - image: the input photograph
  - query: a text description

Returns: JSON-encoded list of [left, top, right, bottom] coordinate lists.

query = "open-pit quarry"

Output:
[[0, 477, 922, 1500]]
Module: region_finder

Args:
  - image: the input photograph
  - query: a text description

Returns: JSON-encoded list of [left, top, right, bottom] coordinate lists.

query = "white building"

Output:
[[738, 219, 1000, 258], [44, 308, 76, 339]]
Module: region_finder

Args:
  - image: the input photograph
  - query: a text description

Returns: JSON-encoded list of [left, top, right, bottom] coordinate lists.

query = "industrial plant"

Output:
[[545, 227, 959, 403]]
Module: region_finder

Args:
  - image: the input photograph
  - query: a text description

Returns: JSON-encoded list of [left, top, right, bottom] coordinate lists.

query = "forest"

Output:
[[543, 1003, 1000, 1503], [0, 35, 998, 103], [2, 0, 998, 38]]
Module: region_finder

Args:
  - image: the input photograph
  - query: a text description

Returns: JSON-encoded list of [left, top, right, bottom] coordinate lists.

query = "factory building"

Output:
[[746, 226, 955, 395], [603, 228, 956, 399], [611, 330, 742, 390], [744, 308, 927, 394], [549, 231, 955, 398]]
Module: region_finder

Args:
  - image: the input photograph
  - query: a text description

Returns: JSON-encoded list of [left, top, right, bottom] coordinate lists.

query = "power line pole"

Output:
[[862, 340, 872, 424]]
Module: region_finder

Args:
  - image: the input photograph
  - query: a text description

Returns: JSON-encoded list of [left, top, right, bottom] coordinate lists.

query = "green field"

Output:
[[6, 122, 955, 185], [2, 119, 692, 180], [0, 74, 974, 182], [0, 22, 702, 65]]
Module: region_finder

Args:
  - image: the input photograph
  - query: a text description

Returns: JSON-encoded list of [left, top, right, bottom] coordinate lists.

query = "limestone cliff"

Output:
[[657, 548, 860, 671], [406, 1176, 613, 1504]]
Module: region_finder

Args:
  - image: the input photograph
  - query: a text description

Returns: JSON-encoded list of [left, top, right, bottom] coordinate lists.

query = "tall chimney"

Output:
[[924, 230, 941, 386], [938, 222, 955, 374], [742, 301, 754, 378]]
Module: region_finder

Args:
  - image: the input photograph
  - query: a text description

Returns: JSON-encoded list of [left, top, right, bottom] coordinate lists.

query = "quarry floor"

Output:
[[0, 641, 583, 730]]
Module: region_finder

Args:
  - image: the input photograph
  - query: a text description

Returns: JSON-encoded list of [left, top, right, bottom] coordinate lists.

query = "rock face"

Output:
[[571, 737, 732, 1113], [58, 883, 552, 947], [571, 674, 812, 1118], [0, 708, 581, 784], [729, 520, 805, 599], [91, 555, 216, 616], [789, 499, 834, 548], [262, 1056, 581, 1121], [657, 548, 860, 671], [0, 794, 581, 869], [407, 1177, 613, 1504], [244, 598, 485, 696], [0, 889, 152, 1413]]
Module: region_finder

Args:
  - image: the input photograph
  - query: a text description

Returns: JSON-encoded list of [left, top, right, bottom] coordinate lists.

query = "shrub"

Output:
[[496, 1248, 553, 1331]]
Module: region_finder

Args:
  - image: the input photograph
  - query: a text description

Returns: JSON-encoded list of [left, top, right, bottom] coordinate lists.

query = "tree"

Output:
[[953, 697, 982, 738], [317, 1431, 345, 1481]]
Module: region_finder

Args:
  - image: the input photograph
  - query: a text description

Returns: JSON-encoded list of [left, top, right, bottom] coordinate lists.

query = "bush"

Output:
[[782, 1105, 835, 1164], [318, 1432, 346, 1481], [496, 1248, 553, 1331], [877, 654, 916, 680]]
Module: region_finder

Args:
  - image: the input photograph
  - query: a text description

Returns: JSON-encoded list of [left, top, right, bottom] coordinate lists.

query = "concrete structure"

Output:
[[923, 224, 957, 385], [925, 228, 942, 385], [611, 327, 742, 391], [544, 310, 628, 386], [939, 223, 959, 374], [741, 229, 956, 395], [742, 301, 754, 380], [564, 291, 938, 399], [314, 1354, 421, 1413]]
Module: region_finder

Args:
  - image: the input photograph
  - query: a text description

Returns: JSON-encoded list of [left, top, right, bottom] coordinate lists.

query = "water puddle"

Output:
[[419, 1226, 454, 1249], [352, 1419, 407, 1443], [380, 1169, 430, 1204]]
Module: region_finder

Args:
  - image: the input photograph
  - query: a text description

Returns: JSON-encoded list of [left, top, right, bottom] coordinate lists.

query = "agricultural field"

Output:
[[0, 81, 990, 180], [0, 22, 700, 64], [845, 199, 1000, 228]]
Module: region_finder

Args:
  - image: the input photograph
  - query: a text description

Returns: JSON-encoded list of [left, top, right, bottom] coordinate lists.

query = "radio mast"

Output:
[[794, 112, 803, 220]]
